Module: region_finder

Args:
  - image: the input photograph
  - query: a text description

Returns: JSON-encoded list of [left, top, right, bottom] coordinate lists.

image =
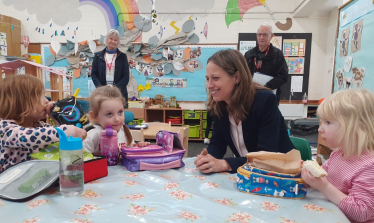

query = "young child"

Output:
[[302, 88, 374, 223], [83, 85, 149, 154], [0, 75, 87, 173]]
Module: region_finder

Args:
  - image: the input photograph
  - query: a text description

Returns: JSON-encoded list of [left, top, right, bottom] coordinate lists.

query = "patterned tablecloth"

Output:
[[0, 158, 349, 223]]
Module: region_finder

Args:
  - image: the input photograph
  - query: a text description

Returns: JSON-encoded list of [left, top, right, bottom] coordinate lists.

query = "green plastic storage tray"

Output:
[[184, 110, 201, 119]]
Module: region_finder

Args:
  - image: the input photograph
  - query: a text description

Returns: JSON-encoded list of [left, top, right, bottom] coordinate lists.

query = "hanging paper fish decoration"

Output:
[[203, 22, 208, 39], [22, 36, 30, 49]]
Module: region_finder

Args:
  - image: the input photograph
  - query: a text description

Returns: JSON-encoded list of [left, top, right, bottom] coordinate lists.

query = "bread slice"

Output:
[[302, 160, 328, 177]]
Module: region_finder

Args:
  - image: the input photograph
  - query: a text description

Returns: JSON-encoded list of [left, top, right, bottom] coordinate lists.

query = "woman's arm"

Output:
[[256, 92, 283, 152], [114, 53, 130, 87], [91, 54, 103, 88]]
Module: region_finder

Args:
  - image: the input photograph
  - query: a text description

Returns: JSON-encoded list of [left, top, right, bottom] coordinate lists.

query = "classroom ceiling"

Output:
[[136, 0, 344, 20]]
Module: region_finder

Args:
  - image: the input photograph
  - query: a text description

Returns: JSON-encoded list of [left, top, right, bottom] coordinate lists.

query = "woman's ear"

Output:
[[234, 72, 241, 84]]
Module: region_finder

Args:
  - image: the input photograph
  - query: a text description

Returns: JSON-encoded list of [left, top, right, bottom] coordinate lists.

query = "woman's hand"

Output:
[[194, 148, 231, 173], [301, 169, 329, 191], [74, 127, 87, 140], [136, 141, 150, 147]]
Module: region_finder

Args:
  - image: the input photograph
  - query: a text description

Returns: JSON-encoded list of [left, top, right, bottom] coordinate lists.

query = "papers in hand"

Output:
[[253, 72, 277, 94]]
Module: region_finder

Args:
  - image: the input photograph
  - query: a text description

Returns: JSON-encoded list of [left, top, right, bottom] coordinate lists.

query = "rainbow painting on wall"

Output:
[[79, 0, 140, 29]]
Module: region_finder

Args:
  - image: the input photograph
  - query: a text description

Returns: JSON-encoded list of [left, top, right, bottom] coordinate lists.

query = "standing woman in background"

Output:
[[91, 29, 130, 107]]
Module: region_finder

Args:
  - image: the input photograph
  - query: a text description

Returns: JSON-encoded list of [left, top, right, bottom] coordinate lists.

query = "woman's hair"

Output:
[[104, 29, 120, 45], [0, 75, 45, 124], [88, 85, 133, 146], [207, 49, 268, 121], [317, 88, 374, 158]]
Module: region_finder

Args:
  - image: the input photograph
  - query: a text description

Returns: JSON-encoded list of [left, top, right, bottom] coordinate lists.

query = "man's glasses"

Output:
[[257, 33, 270, 37]]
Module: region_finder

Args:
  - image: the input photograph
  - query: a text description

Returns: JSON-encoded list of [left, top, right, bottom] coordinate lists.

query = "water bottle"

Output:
[[302, 93, 308, 104], [56, 127, 84, 196], [100, 126, 119, 166]]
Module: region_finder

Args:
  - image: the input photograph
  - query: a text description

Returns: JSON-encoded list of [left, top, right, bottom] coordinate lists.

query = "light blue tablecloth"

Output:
[[0, 158, 349, 223]]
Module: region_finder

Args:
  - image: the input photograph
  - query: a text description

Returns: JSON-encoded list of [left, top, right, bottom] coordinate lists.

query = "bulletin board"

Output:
[[0, 14, 21, 56], [238, 33, 312, 101], [41, 44, 91, 98], [42, 44, 237, 101], [333, 0, 374, 92]]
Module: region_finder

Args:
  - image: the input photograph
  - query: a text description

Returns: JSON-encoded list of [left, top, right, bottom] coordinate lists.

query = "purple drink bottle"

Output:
[[100, 126, 119, 166]]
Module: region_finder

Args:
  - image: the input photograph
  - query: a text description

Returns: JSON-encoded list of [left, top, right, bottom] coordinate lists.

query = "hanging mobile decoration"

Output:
[[151, 0, 157, 23]]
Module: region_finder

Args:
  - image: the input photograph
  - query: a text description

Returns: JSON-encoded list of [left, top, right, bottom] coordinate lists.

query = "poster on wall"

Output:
[[0, 32, 7, 56], [285, 57, 304, 74], [270, 36, 282, 50], [283, 39, 306, 56], [88, 80, 96, 95], [339, 27, 350, 57], [146, 77, 187, 88], [291, 76, 303, 92], [239, 41, 256, 55], [17, 66, 25, 75], [335, 68, 344, 90], [351, 20, 363, 53]]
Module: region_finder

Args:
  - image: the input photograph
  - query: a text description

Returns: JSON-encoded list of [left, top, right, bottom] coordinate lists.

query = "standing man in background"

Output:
[[244, 23, 288, 103]]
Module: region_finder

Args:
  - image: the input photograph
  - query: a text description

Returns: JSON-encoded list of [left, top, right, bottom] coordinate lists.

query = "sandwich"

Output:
[[302, 160, 328, 177]]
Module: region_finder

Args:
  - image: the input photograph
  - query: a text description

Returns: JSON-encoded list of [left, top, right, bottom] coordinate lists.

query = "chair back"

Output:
[[131, 128, 145, 142], [178, 125, 189, 157], [289, 136, 312, 161]]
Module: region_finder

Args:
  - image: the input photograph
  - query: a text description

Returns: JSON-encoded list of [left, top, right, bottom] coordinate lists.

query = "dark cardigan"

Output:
[[207, 90, 294, 173]]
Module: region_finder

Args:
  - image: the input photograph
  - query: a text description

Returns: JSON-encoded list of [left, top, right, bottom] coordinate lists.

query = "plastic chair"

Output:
[[289, 136, 312, 161]]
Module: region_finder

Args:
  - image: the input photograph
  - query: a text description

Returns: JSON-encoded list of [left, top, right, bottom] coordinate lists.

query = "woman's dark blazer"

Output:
[[91, 48, 130, 101], [207, 90, 294, 173]]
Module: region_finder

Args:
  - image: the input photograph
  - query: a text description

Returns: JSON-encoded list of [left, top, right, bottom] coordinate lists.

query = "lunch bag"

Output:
[[120, 131, 185, 171], [237, 163, 307, 199]]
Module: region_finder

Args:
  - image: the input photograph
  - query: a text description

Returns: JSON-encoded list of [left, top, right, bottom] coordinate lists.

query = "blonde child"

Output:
[[302, 88, 374, 223], [0, 75, 87, 173], [83, 85, 149, 154]]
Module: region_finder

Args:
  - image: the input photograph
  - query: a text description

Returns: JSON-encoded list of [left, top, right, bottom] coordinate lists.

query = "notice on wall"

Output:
[[88, 80, 96, 96], [270, 36, 282, 50], [285, 57, 305, 74], [239, 41, 256, 55], [291, 76, 303, 92], [146, 77, 187, 88], [283, 39, 306, 56], [0, 32, 7, 56]]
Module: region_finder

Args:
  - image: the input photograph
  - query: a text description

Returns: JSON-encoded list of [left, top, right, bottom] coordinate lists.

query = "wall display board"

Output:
[[333, 0, 374, 92], [42, 44, 237, 100], [238, 33, 312, 100]]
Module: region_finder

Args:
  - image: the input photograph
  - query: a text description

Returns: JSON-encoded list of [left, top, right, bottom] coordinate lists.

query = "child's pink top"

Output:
[[0, 119, 75, 173], [322, 149, 374, 223]]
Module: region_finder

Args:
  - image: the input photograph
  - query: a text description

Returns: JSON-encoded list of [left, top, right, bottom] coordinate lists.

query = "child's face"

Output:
[[29, 92, 49, 122], [95, 99, 124, 131], [318, 119, 341, 149]]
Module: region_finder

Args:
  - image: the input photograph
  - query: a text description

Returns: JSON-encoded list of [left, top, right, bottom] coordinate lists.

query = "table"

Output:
[[0, 158, 349, 223]]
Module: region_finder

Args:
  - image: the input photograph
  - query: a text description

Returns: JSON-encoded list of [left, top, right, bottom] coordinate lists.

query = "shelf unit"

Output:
[[0, 59, 73, 101], [142, 108, 208, 140]]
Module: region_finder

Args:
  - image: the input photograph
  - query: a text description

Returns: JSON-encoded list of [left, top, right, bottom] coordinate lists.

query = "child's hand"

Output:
[[74, 127, 87, 140], [136, 142, 150, 147], [301, 169, 329, 191], [46, 101, 55, 117]]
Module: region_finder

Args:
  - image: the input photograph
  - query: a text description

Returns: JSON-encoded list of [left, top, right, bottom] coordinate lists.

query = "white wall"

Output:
[[0, 0, 343, 100]]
